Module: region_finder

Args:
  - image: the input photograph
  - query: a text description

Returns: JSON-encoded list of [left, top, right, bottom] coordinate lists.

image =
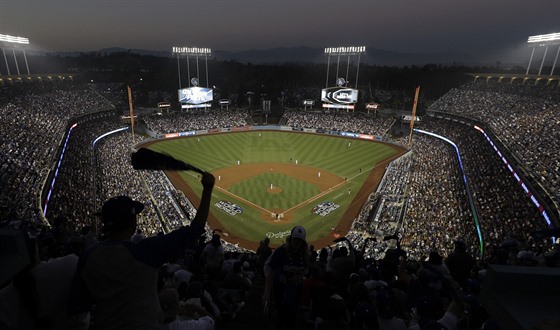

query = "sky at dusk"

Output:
[[1, 0, 559, 62]]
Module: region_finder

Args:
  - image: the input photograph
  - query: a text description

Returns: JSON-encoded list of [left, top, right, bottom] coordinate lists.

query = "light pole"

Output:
[[526, 33, 560, 76], [0, 34, 30, 76]]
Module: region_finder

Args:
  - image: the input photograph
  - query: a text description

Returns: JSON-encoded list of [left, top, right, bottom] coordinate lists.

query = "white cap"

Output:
[[291, 226, 306, 241]]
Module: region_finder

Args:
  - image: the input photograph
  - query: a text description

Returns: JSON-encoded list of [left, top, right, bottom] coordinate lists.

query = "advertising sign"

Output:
[[181, 104, 212, 109], [322, 103, 355, 110], [401, 115, 421, 122]]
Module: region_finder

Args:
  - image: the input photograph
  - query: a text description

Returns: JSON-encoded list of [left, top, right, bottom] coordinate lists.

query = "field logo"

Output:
[[312, 201, 340, 216], [266, 230, 292, 239], [215, 200, 243, 216]]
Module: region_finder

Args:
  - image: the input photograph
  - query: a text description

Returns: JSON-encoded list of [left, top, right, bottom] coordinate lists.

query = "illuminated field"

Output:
[[142, 131, 404, 249]]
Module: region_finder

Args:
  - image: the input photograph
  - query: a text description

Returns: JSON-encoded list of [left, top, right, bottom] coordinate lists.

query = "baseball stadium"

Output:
[[1, 33, 560, 330]]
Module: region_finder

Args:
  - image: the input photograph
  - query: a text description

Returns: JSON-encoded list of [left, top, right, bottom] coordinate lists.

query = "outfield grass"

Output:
[[148, 131, 399, 246]]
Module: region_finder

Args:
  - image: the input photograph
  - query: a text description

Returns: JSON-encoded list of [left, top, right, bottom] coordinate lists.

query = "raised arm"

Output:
[[192, 171, 215, 229]]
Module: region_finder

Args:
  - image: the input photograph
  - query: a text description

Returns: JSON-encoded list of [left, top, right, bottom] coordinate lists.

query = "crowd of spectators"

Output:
[[0, 81, 113, 227], [347, 154, 413, 260], [143, 108, 250, 134], [414, 116, 552, 261], [1, 80, 559, 329], [429, 80, 560, 205], [283, 109, 394, 136], [401, 134, 477, 261]]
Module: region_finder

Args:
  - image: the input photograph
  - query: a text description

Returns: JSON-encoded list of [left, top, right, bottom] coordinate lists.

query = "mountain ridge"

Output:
[[27, 46, 484, 66]]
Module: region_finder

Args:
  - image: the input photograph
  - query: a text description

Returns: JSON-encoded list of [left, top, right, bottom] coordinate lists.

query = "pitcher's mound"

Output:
[[267, 186, 283, 194]]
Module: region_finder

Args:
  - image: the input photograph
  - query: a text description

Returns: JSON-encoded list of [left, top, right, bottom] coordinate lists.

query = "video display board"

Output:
[[178, 87, 213, 105], [321, 87, 358, 104]]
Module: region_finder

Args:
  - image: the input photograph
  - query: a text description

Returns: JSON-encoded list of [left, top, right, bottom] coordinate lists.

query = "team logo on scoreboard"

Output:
[[321, 87, 358, 104]]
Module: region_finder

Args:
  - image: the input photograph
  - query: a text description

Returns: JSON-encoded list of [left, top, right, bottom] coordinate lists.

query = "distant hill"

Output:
[[214, 46, 476, 66], [29, 46, 478, 66]]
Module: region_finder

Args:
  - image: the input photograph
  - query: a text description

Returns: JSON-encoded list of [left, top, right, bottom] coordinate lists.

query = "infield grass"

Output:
[[229, 173, 320, 210]]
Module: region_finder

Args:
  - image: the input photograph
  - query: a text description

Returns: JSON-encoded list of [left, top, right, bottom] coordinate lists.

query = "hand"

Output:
[[201, 172, 215, 189]]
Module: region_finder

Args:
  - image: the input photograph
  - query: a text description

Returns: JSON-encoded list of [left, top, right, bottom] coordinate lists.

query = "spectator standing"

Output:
[[445, 241, 474, 290], [263, 226, 310, 330], [256, 237, 272, 277], [203, 233, 225, 280], [0, 233, 90, 330], [70, 172, 214, 330], [329, 238, 357, 295]]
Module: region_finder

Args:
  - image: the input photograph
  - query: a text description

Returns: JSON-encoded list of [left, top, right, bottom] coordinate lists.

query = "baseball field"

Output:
[[141, 130, 405, 250]]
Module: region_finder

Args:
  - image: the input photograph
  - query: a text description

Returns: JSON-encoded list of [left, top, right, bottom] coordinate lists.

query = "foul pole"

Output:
[[128, 86, 136, 144], [407, 86, 420, 147]]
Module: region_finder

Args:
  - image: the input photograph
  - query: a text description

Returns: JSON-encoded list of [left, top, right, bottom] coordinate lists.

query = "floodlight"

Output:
[[527, 33, 560, 44], [0, 34, 29, 45], [324, 46, 366, 55], [172, 46, 212, 56]]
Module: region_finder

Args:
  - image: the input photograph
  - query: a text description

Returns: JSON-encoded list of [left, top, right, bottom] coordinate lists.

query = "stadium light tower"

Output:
[[322, 46, 366, 112], [526, 32, 560, 76], [324, 46, 366, 89], [172, 46, 212, 89], [0, 33, 31, 76]]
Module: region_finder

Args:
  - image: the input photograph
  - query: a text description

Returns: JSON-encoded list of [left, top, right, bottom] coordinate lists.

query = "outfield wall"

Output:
[[143, 125, 403, 147]]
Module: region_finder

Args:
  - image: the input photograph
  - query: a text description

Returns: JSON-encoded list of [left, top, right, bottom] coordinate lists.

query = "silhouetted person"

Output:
[[256, 237, 272, 277], [445, 241, 474, 290], [0, 232, 90, 329], [70, 172, 214, 330], [203, 233, 224, 280], [263, 226, 309, 330]]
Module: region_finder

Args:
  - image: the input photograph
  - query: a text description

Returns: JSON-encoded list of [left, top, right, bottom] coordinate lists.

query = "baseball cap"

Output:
[[96, 196, 144, 228], [291, 225, 306, 241]]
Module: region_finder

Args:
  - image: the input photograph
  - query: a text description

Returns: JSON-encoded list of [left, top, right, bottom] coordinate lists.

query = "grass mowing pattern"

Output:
[[147, 131, 400, 246], [229, 173, 320, 210]]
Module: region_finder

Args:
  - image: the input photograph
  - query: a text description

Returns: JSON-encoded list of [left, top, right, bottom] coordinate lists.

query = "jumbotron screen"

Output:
[[321, 87, 358, 104], [178, 87, 213, 105]]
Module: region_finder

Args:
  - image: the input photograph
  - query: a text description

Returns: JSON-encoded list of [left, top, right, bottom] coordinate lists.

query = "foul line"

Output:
[[214, 186, 271, 214], [283, 157, 395, 214]]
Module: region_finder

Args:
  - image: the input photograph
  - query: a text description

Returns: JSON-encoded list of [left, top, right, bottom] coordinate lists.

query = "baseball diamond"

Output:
[[141, 130, 406, 250]]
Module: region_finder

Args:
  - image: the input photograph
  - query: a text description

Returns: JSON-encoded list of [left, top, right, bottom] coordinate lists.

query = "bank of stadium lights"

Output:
[[324, 46, 366, 55], [172, 46, 212, 56], [527, 32, 560, 45], [526, 32, 560, 76], [0, 34, 30, 45], [324, 46, 366, 91], [172, 46, 212, 91], [0, 33, 31, 76]]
